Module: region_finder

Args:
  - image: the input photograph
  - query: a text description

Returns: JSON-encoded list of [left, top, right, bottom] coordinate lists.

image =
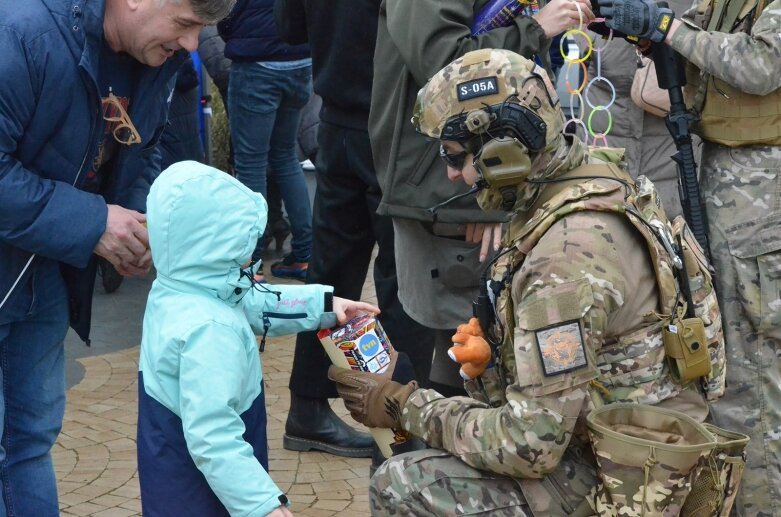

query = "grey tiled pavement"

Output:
[[56, 248, 377, 516]]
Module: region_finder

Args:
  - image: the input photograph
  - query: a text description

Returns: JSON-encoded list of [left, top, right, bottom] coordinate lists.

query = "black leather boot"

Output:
[[283, 394, 374, 458]]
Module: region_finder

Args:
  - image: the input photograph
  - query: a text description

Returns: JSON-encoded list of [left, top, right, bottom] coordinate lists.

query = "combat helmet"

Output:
[[413, 49, 567, 211]]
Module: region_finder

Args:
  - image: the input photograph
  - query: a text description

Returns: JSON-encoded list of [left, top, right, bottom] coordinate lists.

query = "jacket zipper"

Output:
[[1, 62, 99, 312], [258, 312, 307, 352]]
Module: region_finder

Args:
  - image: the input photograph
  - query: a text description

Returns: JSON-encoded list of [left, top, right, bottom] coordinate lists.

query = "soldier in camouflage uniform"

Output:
[[329, 49, 730, 516], [598, 0, 781, 514]]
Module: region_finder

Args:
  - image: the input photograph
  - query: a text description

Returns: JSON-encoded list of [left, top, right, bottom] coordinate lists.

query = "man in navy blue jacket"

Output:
[[0, 0, 234, 513]]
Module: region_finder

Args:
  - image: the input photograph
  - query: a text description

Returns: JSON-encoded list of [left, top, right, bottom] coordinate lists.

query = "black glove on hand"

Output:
[[596, 0, 674, 42]]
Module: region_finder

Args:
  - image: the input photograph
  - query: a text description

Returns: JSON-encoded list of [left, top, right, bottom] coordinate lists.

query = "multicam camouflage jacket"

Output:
[[673, 0, 781, 96], [672, 0, 781, 145], [399, 160, 725, 485]]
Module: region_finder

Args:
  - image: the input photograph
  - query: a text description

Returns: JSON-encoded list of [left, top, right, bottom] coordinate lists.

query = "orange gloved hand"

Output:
[[448, 318, 492, 380]]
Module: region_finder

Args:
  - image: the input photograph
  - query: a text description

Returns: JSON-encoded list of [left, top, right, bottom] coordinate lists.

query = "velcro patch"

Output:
[[457, 77, 498, 101], [535, 320, 588, 376]]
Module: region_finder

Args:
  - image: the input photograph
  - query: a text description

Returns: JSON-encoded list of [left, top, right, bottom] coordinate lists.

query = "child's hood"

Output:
[[146, 161, 267, 298]]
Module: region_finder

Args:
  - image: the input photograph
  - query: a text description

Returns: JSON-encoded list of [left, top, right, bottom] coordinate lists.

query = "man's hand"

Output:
[[533, 0, 596, 38], [94, 205, 150, 276], [465, 223, 502, 263], [596, 0, 674, 42], [327, 366, 418, 429], [332, 297, 380, 325]]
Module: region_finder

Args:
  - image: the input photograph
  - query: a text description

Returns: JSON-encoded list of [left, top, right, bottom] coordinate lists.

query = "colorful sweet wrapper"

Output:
[[472, 0, 536, 35], [318, 315, 409, 458]]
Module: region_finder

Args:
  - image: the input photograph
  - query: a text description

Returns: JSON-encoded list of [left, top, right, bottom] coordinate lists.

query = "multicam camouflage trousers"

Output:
[[369, 449, 531, 516], [369, 448, 597, 516], [701, 142, 781, 517]]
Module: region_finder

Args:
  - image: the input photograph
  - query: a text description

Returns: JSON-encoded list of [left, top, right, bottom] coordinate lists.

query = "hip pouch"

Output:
[[586, 403, 717, 516], [681, 423, 749, 517], [670, 216, 727, 400]]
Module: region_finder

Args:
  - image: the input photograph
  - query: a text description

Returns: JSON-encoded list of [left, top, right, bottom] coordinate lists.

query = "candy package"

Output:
[[318, 315, 402, 458], [318, 314, 393, 374]]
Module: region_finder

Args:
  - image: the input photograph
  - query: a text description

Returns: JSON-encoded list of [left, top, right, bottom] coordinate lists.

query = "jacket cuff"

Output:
[[400, 388, 444, 440], [318, 286, 337, 328], [669, 21, 698, 55], [250, 492, 287, 517], [51, 186, 108, 268], [517, 16, 552, 72]]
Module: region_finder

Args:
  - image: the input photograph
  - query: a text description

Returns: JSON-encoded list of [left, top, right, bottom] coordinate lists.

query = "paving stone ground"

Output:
[[55, 259, 377, 517]]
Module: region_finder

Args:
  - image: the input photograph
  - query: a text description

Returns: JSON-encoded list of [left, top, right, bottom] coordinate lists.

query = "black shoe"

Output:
[[283, 395, 373, 458], [98, 258, 124, 294], [262, 217, 291, 252]]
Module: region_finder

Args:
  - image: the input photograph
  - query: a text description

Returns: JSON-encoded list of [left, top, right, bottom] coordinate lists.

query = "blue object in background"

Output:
[[190, 51, 209, 154], [473, 0, 548, 72], [471, 0, 529, 35]]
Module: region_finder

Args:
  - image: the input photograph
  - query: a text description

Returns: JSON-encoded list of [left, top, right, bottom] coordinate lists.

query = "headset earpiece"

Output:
[[475, 136, 532, 189]]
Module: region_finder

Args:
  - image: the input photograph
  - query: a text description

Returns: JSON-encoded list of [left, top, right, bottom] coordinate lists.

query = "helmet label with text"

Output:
[[457, 77, 499, 101]]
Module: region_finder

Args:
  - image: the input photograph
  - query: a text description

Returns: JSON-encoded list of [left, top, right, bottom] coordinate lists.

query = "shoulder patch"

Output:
[[457, 77, 498, 101], [535, 320, 588, 376]]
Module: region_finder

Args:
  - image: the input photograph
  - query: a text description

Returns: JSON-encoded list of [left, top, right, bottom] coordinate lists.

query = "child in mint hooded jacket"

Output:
[[137, 162, 377, 517]]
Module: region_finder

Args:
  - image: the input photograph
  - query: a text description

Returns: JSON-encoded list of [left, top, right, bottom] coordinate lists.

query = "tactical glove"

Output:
[[596, 0, 674, 42], [328, 366, 418, 429], [587, 19, 632, 42]]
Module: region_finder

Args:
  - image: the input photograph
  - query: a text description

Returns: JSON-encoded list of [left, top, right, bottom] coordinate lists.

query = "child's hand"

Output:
[[333, 296, 380, 324], [266, 506, 293, 517]]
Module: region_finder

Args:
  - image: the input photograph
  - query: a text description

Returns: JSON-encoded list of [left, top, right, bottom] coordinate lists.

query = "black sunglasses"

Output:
[[439, 145, 469, 171]]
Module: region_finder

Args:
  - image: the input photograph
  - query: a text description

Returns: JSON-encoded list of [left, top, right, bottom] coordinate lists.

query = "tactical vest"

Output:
[[468, 162, 726, 412], [685, 0, 781, 146]]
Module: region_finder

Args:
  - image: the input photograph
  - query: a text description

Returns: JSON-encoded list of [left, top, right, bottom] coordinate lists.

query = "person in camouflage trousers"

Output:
[[598, 0, 781, 514], [329, 49, 729, 516]]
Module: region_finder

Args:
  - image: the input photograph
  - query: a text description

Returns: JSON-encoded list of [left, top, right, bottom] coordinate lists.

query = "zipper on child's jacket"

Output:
[[258, 312, 307, 352]]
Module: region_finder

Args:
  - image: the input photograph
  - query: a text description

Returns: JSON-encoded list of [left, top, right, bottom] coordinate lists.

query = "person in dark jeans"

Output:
[[275, 0, 435, 458], [219, 0, 312, 280], [197, 26, 292, 256]]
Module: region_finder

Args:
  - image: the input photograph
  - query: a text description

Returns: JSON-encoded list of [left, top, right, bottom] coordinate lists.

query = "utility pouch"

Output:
[[663, 315, 711, 383], [672, 216, 727, 399], [587, 403, 717, 516], [681, 424, 750, 517]]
